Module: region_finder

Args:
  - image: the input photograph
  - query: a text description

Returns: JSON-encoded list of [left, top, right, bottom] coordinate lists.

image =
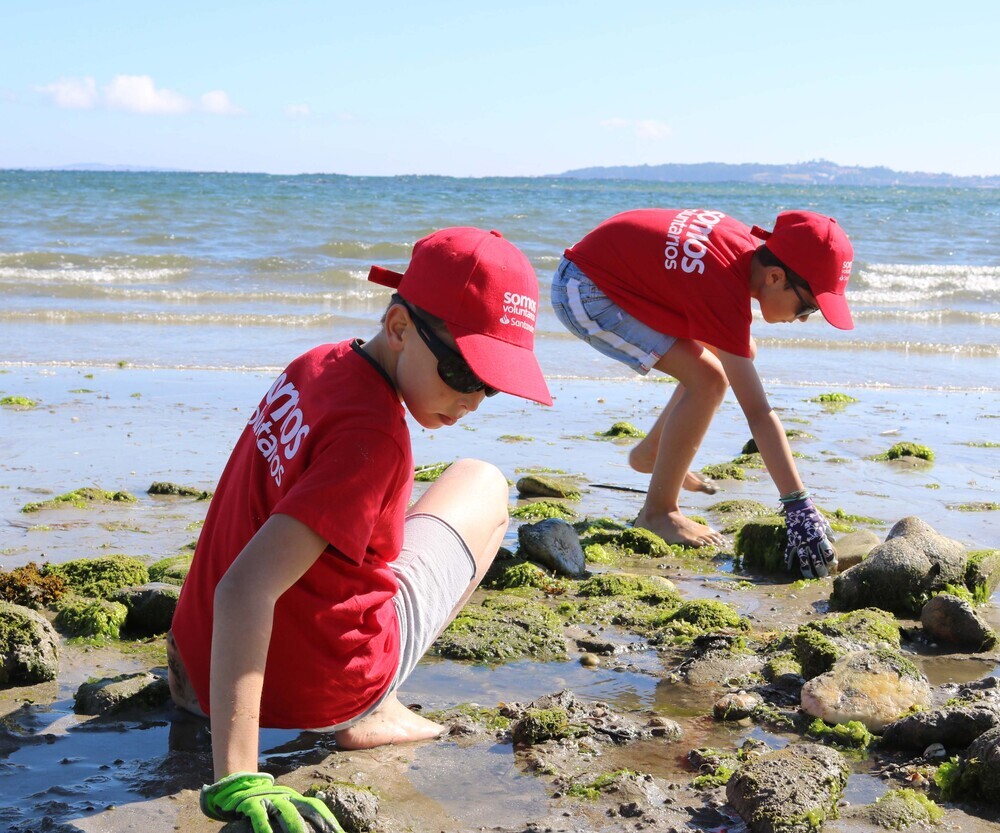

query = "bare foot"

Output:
[[334, 694, 444, 750], [628, 446, 718, 495], [634, 507, 726, 548]]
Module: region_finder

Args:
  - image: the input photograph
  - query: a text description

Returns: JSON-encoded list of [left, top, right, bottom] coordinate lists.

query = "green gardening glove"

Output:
[[201, 772, 345, 833]]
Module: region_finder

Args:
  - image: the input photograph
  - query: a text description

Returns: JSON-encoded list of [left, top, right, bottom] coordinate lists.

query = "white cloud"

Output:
[[104, 75, 190, 114], [285, 104, 311, 118], [38, 76, 99, 109], [200, 90, 244, 116], [600, 117, 672, 141]]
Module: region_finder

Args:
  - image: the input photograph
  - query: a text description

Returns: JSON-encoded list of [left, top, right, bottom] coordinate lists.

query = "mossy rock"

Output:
[[490, 561, 568, 594], [659, 599, 747, 633], [0, 600, 60, 685], [598, 421, 646, 439], [762, 652, 803, 683], [0, 395, 38, 408], [577, 573, 680, 605], [432, 595, 567, 663], [867, 788, 944, 829], [515, 475, 582, 501], [147, 481, 212, 499], [510, 500, 576, 520], [511, 706, 585, 745], [55, 596, 129, 638], [792, 608, 901, 679], [734, 517, 787, 573], [700, 462, 747, 481], [74, 671, 171, 715], [711, 499, 774, 534], [22, 486, 138, 513], [46, 554, 150, 599], [0, 562, 68, 609], [808, 392, 858, 405], [874, 442, 934, 462], [148, 553, 194, 586], [579, 526, 676, 557], [965, 549, 1000, 603]]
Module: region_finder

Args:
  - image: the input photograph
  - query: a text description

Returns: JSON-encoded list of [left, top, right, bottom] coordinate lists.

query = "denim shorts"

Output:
[[312, 512, 475, 732], [551, 257, 676, 375]]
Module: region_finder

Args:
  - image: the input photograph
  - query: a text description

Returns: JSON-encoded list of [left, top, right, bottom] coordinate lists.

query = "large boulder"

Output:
[[726, 743, 849, 833], [881, 675, 1000, 751], [113, 582, 181, 636], [791, 608, 901, 680], [0, 601, 59, 686], [74, 671, 170, 715], [800, 650, 931, 732], [830, 518, 967, 616], [956, 725, 1000, 804]]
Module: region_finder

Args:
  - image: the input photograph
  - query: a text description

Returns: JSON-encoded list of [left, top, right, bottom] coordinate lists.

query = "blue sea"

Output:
[[0, 171, 997, 389]]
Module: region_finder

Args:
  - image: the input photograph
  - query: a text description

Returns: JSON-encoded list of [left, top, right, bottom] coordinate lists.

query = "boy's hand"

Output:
[[201, 772, 345, 833], [782, 497, 837, 578]]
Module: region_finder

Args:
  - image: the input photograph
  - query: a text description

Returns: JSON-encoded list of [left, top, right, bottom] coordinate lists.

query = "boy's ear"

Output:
[[385, 303, 410, 353], [765, 266, 787, 287]]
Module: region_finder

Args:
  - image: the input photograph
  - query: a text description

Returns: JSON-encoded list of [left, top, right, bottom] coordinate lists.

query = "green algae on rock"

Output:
[[515, 474, 582, 500], [791, 608, 901, 679], [700, 461, 748, 481], [510, 500, 576, 520], [0, 395, 38, 408], [659, 599, 747, 633], [965, 549, 1000, 603], [565, 769, 640, 799], [577, 573, 680, 605], [432, 595, 566, 663], [805, 717, 874, 750], [947, 501, 1000, 512], [597, 421, 646, 439], [413, 461, 452, 482], [0, 562, 68, 609], [808, 392, 858, 404], [0, 601, 60, 685], [22, 486, 138, 513], [148, 553, 194, 586], [866, 788, 944, 830], [873, 442, 935, 462], [147, 481, 212, 499], [55, 596, 129, 638], [46, 554, 149, 599], [578, 526, 677, 557], [710, 499, 774, 534], [489, 561, 569, 595], [511, 707, 584, 745], [734, 517, 787, 573]]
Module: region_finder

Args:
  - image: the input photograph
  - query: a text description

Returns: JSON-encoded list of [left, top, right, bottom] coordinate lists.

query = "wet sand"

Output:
[[1, 363, 999, 832]]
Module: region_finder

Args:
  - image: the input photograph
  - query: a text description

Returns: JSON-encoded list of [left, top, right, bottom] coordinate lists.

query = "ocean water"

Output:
[[0, 170, 997, 390]]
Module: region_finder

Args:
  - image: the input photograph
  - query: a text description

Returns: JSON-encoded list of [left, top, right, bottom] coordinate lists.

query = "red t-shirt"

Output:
[[171, 340, 412, 729], [565, 208, 758, 358]]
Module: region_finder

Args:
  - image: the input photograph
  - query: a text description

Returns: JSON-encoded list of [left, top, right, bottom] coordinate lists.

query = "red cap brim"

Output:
[[451, 327, 552, 406], [368, 265, 404, 289], [816, 290, 854, 330]]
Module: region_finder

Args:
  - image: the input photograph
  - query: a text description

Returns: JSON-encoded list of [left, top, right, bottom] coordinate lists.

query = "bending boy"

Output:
[[552, 208, 853, 574], [168, 227, 551, 833]]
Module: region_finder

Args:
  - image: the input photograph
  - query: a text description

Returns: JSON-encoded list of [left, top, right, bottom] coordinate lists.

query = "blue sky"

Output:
[[2, 0, 997, 177]]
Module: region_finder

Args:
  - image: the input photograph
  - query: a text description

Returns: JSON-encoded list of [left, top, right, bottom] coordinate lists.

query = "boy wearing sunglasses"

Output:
[[169, 227, 551, 833], [552, 209, 853, 575]]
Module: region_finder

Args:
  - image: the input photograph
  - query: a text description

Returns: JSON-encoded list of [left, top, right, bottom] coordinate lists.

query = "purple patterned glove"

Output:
[[783, 497, 837, 578]]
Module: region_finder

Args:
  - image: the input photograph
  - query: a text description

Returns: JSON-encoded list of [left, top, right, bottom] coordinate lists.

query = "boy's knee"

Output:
[[693, 362, 729, 401], [450, 458, 509, 508]]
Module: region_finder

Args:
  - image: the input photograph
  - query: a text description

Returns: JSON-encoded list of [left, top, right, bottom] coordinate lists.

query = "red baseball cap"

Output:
[[368, 227, 552, 405], [752, 211, 855, 330]]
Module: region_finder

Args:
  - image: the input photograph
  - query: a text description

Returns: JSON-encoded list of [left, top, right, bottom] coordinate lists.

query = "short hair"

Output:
[[382, 292, 449, 333], [755, 244, 811, 292]]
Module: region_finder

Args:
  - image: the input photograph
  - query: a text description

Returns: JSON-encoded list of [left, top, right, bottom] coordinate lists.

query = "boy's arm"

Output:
[[209, 512, 328, 778], [716, 352, 802, 496]]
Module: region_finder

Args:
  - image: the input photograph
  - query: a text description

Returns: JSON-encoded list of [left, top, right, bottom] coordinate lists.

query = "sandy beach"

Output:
[[2, 360, 999, 832]]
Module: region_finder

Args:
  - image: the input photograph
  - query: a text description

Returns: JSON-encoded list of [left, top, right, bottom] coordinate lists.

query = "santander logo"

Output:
[[500, 290, 536, 332]]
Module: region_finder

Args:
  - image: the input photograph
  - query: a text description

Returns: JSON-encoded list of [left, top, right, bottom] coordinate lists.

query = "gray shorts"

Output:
[[551, 257, 676, 375], [314, 512, 475, 731]]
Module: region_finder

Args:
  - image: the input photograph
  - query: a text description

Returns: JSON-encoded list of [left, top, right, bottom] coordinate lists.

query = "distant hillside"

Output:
[[551, 159, 999, 187]]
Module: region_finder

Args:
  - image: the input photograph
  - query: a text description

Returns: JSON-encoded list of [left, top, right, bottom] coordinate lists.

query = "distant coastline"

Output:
[[549, 159, 1000, 188], [4, 159, 998, 186]]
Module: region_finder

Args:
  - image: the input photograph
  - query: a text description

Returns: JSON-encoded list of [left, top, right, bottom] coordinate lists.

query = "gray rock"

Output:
[[114, 582, 180, 636], [833, 530, 881, 570], [831, 517, 967, 616], [0, 600, 59, 686], [515, 474, 581, 500], [921, 594, 998, 651], [517, 518, 586, 577], [800, 651, 931, 732], [714, 691, 763, 721], [881, 675, 1000, 751], [726, 743, 849, 833], [311, 784, 379, 833], [74, 671, 170, 715], [958, 725, 1000, 804]]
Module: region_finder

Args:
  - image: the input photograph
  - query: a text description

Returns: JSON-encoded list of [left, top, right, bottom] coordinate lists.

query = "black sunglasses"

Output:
[[787, 278, 820, 318], [399, 300, 499, 396]]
